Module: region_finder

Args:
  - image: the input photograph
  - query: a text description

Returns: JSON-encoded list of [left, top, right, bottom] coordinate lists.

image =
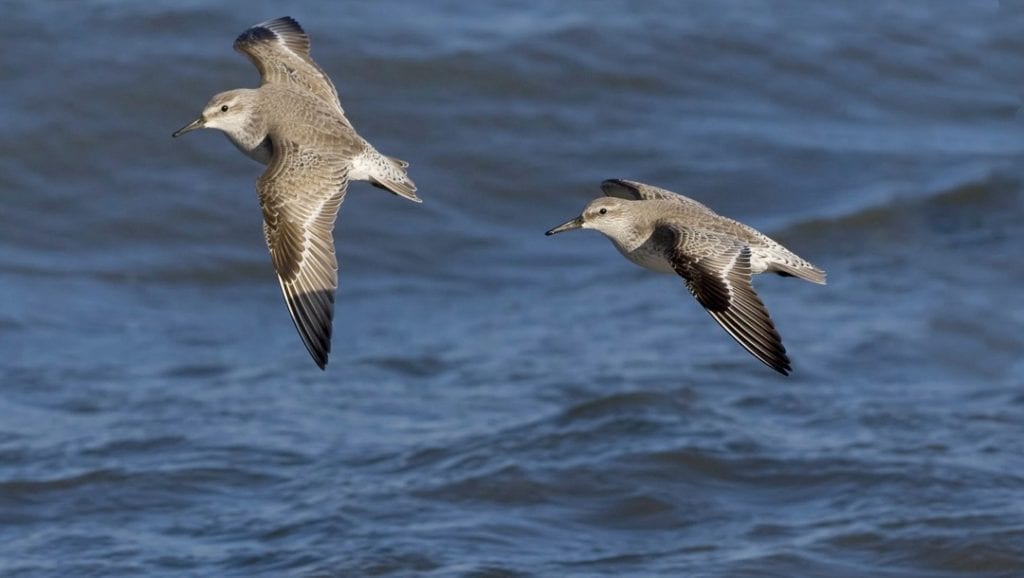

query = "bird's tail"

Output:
[[771, 261, 827, 285], [358, 147, 421, 203]]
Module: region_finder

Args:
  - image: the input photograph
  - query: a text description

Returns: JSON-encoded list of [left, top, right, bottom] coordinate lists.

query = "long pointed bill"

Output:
[[545, 215, 584, 236], [172, 117, 206, 138]]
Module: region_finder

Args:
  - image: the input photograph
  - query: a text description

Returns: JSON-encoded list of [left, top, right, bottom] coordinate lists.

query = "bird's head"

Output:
[[546, 197, 635, 238], [172, 89, 257, 138]]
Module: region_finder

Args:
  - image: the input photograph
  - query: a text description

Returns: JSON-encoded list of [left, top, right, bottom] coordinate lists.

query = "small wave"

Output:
[[359, 354, 453, 378], [0, 464, 284, 503], [557, 391, 680, 423], [80, 435, 187, 458], [414, 464, 550, 506], [777, 164, 1018, 236], [820, 526, 1024, 575], [0, 468, 129, 496]]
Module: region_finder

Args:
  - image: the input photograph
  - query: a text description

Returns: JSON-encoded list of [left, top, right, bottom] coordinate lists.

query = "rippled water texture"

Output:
[[1, 1, 1022, 576]]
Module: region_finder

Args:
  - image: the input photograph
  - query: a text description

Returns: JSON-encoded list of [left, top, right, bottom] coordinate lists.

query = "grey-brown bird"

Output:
[[547, 179, 825, 375], [173, 16, 420, 369]]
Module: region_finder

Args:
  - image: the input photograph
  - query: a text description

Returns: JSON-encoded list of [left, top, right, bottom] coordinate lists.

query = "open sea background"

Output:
[[2, 1, 1022, 576]]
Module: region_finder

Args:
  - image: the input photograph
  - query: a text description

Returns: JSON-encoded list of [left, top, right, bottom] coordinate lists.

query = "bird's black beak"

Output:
[[545, 215, 584, 236], [172, 116, 205, 138]]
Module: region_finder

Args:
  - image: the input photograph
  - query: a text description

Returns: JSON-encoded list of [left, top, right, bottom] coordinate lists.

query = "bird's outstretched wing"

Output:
[[602, 179, 714, 213], [234, 16, 348, 122], [257, 139, 350, 369], [658, 224, 791, 375]]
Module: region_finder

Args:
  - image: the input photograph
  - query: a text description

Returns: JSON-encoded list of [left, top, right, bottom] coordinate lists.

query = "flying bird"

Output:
[[547, 179, 825, 375], [174, 16, 420, 369]]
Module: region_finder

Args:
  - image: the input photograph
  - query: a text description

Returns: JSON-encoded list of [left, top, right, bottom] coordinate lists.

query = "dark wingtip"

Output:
[[235, 25, 275, 46], [235, 16, 304, 47], [306, 341, 330, 371], [760, 340, 792, 376], [260, 16, 305, 39], [268, 16, 303, 32], [772, 360, 792, 376], [283, 289, 334, 371], [304, 322, 332, 371], [309, 333, 330, 370], [600, 179, 642, 200]]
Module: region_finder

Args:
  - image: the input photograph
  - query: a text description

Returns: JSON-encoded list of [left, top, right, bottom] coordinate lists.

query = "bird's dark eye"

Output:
[[599, 208, 608, 215], [220, 105, 229, 112]]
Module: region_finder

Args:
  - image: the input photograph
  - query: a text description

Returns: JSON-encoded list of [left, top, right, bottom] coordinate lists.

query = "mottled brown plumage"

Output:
[[173, 17, 420, 369], [547, 179, 826, 375]]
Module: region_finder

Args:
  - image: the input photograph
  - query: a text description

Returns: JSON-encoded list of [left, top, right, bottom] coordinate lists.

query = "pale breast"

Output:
[[225, 132, 272, 165], [235, 136, 274, 165], [616, 239, 675, 274]]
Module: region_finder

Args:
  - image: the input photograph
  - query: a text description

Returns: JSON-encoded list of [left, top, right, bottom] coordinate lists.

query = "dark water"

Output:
[[2, 1, 1023, 576]]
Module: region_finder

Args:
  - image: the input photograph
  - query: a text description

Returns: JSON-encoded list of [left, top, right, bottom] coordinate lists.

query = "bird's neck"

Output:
[[604, 221, 652, 253], [610, 224, 676, 274], [223, 111, 270, 163]]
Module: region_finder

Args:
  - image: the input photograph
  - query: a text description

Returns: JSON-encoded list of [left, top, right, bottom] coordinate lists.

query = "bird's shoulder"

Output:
[[257, 85, 361, 151]]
